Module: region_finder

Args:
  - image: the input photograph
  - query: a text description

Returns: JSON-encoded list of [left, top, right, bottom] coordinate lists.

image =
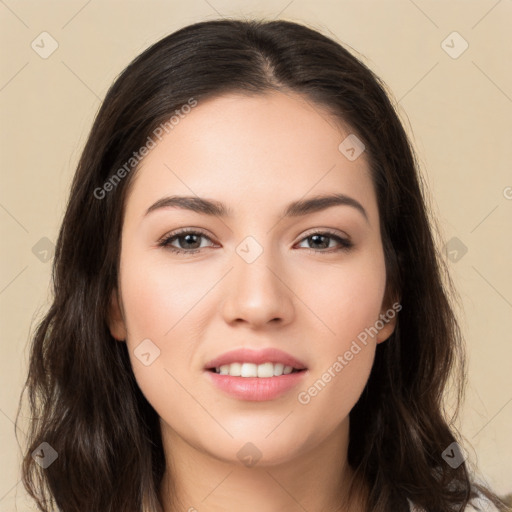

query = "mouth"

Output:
[[203, 348, 309, 401]]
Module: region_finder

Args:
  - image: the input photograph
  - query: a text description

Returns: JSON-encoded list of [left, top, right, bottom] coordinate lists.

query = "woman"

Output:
[[18, 18, 509, 512]]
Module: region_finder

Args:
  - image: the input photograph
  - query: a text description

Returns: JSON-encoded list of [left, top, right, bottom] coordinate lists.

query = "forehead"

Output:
[[123, 90, 377, 223]]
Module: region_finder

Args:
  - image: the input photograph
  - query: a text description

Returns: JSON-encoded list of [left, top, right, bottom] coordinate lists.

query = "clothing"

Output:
[[408, 495, 500, 511]]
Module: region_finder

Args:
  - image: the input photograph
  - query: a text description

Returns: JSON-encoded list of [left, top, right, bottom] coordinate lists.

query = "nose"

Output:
[[220, 241, 295, 329]]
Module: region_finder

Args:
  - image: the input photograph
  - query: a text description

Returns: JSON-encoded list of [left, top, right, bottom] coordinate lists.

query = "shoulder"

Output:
[[465, 495, 502, 512], [408, 496, 501, 511]]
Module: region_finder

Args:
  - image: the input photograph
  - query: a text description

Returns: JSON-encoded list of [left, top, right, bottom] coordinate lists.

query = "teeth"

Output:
[[273, 363, 284, 376], [257, 362, 273, 378], [215, 362, 298, 377]]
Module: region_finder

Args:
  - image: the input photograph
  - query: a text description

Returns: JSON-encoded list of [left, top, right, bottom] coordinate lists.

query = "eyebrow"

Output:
[[144, 193, 369, 223]]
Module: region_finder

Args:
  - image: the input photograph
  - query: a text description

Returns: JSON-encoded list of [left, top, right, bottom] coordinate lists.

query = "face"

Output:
[[108, 90, 397, 467]]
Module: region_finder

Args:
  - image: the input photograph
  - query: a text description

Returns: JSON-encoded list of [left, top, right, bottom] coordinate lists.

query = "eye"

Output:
[[157, 229, 215, 254], [295, 230, 353, 254], [157, 229, 353, 255]]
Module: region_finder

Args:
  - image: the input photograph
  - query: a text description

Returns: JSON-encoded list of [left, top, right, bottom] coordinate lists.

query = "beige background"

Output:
[[1, 0, 511, 509]]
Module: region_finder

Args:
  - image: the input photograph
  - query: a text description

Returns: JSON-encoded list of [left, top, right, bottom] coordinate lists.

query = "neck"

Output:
[[159, 418, 367, 512]]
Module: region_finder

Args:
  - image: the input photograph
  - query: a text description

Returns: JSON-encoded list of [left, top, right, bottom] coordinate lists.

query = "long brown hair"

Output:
[[17, 18, 509, 512]]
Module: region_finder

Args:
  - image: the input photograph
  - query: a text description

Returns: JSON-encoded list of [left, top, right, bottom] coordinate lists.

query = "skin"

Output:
[[108, 90, 397, 512]]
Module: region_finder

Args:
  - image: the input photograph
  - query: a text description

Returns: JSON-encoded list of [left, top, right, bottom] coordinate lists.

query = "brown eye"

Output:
[[158, 229, 215, 254], [296, 231, 353, 254]]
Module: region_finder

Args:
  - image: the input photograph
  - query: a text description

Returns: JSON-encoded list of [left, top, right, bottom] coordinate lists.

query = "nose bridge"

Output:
[[221, 233, 293, 326], [234, 233, 282, 298]]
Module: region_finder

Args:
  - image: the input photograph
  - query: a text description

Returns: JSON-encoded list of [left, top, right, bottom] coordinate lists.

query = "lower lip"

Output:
[[205, 370, 308, 401]]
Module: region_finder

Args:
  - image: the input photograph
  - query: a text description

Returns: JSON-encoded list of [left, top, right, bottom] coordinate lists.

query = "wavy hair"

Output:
[[17, 18, 509, 512]]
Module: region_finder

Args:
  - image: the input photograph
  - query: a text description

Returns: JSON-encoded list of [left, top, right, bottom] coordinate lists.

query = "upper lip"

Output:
[[204, 348, 307, 370]]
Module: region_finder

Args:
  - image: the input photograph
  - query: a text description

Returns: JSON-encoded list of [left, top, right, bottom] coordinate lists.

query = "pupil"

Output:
[[183, 234, 199, 248], [311, 234, 327, 249]]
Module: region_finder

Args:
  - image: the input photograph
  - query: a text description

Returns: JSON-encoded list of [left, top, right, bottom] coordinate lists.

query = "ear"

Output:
[[108, 288, 127, 342], [376, 299, 401, 344]]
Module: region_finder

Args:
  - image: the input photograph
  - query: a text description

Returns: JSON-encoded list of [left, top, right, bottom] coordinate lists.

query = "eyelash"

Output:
[[157, 228, 353, 255]]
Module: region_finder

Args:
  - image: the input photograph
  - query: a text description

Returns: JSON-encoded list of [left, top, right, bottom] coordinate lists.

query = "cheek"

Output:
[[119, 251, 213, 347], [299, 247, 387, 353], [294, 249, 386, 419], [116, 254, 194, 392]]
